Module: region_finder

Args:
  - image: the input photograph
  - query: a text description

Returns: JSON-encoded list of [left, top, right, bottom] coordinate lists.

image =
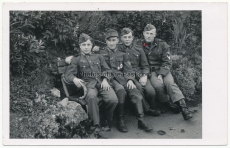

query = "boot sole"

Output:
[[138, 127, 153, 132], [184, 116, 193, 120]]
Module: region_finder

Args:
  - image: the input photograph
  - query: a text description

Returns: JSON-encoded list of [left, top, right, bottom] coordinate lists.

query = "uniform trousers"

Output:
[[133, 79, 158, 111], [149, 72, 184, 103], [111, 79, 145, 121], [85, 83, 118, 126], [111, 79, 127, 104]]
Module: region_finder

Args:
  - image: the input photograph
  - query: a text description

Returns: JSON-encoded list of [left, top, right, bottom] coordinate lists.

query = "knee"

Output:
[[154, 82, 164, 90], [164, 79, 174, 87], [106, 95, 118, 105], [86, 93, 97, 103]]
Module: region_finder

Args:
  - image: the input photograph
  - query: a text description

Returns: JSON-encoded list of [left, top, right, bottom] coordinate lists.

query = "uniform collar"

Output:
[[121, 41, 134, 50], [106, 46, 117, 53], [143, 38, 158, 48], [81, 51, 92, 56]]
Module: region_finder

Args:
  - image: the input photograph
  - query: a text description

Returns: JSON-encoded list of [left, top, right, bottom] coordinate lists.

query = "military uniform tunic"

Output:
[[138, 38, 185, 103], [118, 42, 158, 110], [65, 53, 118, 125]]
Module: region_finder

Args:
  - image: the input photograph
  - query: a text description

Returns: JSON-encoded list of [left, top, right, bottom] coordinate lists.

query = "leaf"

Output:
[[52, 39, 58, 46], [45, 30, 53, 37]]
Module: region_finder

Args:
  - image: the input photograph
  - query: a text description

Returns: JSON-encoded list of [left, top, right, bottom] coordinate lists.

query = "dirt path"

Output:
[[100, 104, 202, 139]]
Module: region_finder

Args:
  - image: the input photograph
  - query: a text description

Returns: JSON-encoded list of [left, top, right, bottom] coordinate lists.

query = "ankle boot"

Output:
[[145, 109, 161, 116], [117, 116, 128, 132], [138, 119, 153, 132], [176, 99, 193, 120], [117, 104, 128, 132], [163, 101, 180, 114]]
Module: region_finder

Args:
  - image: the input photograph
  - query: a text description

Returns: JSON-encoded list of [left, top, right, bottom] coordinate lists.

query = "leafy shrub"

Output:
[[171, 55, 201, 100], [10, 68, 57, 114], [10, 102, 88, 139], [10, 34, 46, 75]]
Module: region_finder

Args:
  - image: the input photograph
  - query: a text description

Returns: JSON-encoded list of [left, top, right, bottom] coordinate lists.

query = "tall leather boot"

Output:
[[117, 104, 128, 132], [135, 100, 153, 132], [175, 99, 193, 120]]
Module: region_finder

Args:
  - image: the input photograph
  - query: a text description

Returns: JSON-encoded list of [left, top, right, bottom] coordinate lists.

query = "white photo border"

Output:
[[2, 2, 228, 146]]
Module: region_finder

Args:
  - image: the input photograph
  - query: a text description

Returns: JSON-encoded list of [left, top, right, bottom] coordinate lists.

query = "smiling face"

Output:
[[121, 32, 134, 46], [106, 37, 119, 50], [79, 39, 93, 54], [143, 29, 156, 43]]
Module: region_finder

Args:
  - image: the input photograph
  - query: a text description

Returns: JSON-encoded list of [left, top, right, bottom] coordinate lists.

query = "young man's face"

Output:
[[79, 39, 93, 54], [106, 37, 119, 50], [121, 32, 134, 46], [143, 29, 156, 43]]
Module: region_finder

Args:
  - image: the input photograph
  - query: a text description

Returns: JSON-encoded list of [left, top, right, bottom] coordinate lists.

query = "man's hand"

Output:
[[92, 46, 100, 52], [157, 75, 163, 83], [65, 56, 73, 64], [139, 75, 147, 86], [101, 78, 111, 91], [73, 77, 84, 88], [127, 80, 136, 89]]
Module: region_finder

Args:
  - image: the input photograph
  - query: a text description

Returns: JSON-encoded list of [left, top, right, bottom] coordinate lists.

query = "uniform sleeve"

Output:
[[64, 57, 79, 83], [138, 46, 150, 75], [99, 54, 113, 80], [157, 42, 172, 76], [123, 53, 135, 81]]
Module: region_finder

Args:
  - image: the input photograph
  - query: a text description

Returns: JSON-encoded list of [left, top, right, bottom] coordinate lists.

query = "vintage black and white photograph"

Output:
[[2, 2, 228, 146]]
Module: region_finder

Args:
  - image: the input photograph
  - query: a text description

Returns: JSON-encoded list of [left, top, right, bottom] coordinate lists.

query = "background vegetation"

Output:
[[10, 11, 202, 138]]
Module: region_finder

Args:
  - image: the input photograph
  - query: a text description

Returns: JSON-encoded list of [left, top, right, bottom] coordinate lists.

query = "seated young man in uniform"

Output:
[[64, 33, 118, 132], [138, 24, 193, 120]]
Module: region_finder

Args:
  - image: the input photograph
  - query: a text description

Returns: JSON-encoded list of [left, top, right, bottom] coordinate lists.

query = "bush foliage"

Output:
[[10, 11, 202, 138], [10, 102, 88, 139]]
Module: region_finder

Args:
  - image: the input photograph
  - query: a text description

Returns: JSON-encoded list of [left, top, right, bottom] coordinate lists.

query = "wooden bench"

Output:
[[57, 58, 88, 112]]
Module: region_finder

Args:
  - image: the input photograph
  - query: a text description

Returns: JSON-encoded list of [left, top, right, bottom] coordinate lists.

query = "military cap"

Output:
[[105, 29, 119, 39], [121, 28, 133, 36], [144, 24, 156, 31], [78, 33, 93, 44]]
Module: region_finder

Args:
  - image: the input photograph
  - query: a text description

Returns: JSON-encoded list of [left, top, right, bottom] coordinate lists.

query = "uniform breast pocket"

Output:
[[79, 63, 90, 73], [93, 60, 101, 72], [132, 53, 140, 65], [103, 56, 109, 63], [154, 48, 162, 59]]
